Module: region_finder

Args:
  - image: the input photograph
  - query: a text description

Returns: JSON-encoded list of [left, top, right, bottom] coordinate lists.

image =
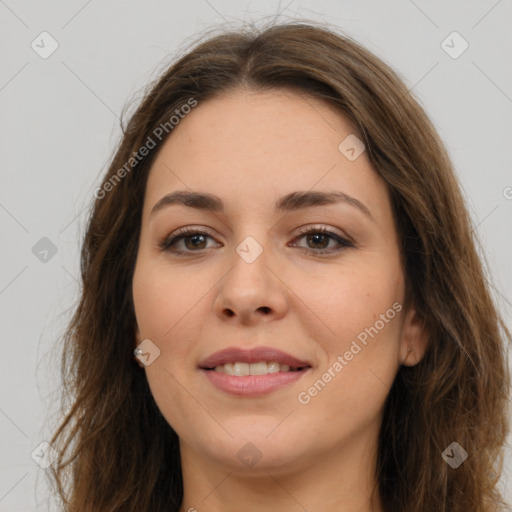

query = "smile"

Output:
[[208, 361, 306, 375]]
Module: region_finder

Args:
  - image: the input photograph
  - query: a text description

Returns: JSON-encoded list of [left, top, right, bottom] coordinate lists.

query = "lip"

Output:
[[198, 346, 312, 370], [201, 368, 311, 397]]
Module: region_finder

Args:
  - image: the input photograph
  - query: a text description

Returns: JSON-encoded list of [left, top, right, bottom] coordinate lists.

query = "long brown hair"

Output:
[[48, 20, 511, 512]]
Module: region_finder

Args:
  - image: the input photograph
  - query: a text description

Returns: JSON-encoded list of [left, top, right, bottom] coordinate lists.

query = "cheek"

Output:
[[295, 304, 403, 445], [132, 262, 207, 433], [297, 270, 403, 413], [291, 257, 404, 421], [291, 258, 404, 357], [132, 260, 206, 342]]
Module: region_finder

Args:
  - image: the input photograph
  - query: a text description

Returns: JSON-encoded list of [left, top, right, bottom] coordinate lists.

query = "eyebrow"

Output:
[[150, 190, 373, 219]]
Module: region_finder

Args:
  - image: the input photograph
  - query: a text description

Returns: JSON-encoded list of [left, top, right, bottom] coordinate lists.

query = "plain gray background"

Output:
[[1, 0, 511, 510]]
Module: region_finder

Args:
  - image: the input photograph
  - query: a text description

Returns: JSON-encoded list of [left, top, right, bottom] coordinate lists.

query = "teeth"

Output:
[[249, 362, 267, 375], [267, 362, 280, 373], [212, 361, 299, 376], [234, 362, 249, 376]]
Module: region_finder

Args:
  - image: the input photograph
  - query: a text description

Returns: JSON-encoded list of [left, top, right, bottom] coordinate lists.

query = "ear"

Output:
[[399, 303, 429, 366]]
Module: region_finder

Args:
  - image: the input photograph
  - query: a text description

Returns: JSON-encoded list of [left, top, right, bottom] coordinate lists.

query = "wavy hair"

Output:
[[48, 20, 511, 512]]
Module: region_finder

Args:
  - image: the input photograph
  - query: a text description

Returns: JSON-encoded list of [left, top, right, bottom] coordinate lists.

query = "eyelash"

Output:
[[158, 226, 354, 257]]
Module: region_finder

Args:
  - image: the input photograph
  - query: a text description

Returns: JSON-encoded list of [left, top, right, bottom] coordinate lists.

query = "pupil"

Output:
[[309, 233, 327, 248], [188, 235, 205, 249]]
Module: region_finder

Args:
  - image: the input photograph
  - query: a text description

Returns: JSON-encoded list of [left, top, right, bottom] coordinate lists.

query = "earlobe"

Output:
[[399, 304, 429, 367], [133, 326, 145, 368]]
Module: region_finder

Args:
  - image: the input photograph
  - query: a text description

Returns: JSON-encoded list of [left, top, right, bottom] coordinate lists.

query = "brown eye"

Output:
[[159, 229, 219, 255], [290, 227, 353, 255], [159, 226, 353, 257]]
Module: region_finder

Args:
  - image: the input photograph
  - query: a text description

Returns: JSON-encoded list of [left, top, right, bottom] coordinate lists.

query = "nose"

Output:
[[211, 240, 289, 326]]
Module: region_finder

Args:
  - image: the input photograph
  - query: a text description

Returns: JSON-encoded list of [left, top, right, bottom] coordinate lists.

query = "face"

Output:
[[132, 88, 427, 474]]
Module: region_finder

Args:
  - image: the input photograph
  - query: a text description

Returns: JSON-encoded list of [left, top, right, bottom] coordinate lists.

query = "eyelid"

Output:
[[158, 224, 354, 255], [293, 224, 353, 243], [289, 225, 354, 254], [157, 225, 218, 251]]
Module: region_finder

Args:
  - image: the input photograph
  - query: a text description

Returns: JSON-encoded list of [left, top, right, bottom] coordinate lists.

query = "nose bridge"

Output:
[[226, 209, 275, 267], [212, 226, 288, 322], [228, 231, 273, 294]]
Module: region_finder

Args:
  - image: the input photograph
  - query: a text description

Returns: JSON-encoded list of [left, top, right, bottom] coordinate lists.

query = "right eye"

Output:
[[158, 228, 220, 256]]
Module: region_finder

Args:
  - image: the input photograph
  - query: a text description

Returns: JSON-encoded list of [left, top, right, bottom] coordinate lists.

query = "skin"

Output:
[[132, 88, 429, 512]]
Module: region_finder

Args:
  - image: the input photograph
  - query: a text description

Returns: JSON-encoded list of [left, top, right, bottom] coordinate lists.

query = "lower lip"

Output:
[[201, 368, 310, 396]]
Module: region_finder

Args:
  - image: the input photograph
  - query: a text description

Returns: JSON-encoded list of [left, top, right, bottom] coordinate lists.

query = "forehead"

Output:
[[143, 88, 389, 220]]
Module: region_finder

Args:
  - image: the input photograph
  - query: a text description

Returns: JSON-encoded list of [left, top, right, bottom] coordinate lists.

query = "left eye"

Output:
[[290, 228, 353, 254], [159, 227, 353, 256]]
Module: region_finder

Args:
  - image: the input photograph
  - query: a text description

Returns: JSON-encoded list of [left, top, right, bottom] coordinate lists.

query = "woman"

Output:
[[49, 20, 511, 512]]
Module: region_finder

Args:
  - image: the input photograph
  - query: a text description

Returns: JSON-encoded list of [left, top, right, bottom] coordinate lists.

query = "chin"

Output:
[[183, 421, 308, 471], [206, 438, 306, 474]]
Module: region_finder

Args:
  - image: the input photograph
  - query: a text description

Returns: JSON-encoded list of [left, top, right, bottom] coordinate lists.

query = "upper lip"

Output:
[[199, 347, 312, 369]]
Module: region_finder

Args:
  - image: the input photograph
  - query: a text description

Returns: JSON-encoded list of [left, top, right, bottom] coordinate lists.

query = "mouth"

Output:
[[198, 346, 312, 374], [198, 346, 312, 396], [203, 361, 309, 376]]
